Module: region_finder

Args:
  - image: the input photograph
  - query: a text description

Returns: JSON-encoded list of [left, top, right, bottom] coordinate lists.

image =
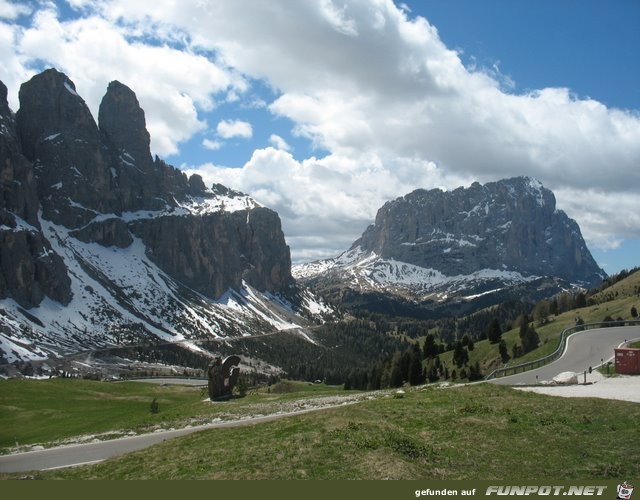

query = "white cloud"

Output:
[[553, 188, 640, 251], [216, 119, 253, 139], [268, 134, 291, 151], [202, 138, 223, 151], [0, 23, 32, 110], [187, 147, 454, 262], [4, 0, 640, 263], [0, 0, 31, 20]]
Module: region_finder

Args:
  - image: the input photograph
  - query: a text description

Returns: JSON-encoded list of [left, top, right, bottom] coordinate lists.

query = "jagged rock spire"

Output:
[[99, 80, 152, 167]]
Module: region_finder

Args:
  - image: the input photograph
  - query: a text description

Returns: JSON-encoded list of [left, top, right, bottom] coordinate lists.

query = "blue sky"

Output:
[[413, 0, 640, 111], [2, 0, 639, 274]]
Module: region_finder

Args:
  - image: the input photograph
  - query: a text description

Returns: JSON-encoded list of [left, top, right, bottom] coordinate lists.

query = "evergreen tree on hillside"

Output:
[[422, 333, 439, 359], [408, 343, 426, 385], [487, 318, 502, 344], [498, 340, 510, 363], [533, 300, 550, 326], [427, 361, 440, 383], [519, 322, 540, 354], [467, 362, 483, 381], [453, 341, 469, 368]]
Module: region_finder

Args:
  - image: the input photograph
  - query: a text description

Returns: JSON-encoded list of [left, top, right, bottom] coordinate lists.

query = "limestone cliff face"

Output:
[[352, 177, 604, 286], [131, 207, 292, 299], [0, 69, 294, 310], [0, 79, 71, 308]]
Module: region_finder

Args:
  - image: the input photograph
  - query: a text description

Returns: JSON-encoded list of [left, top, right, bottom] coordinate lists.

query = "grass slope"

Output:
[[2, 382, 639, 480], [0, 378, 350, 452]]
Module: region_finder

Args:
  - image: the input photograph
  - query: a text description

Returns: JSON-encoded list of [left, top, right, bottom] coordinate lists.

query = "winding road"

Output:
[[1, 326, 638, 474], [489, 326, 640, 385]]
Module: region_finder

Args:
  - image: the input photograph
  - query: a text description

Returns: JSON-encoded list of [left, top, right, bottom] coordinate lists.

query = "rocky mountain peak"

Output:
[[16, 68, 98, 162], [1, 72, 73, 308], [99, 80, 152, 168], [295, 177, 605, 318], [352, 176, 603, 286]]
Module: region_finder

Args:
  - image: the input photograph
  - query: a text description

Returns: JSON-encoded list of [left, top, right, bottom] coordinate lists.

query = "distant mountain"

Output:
[[294, 177, 606, 317], [0, 69, 332, 367]]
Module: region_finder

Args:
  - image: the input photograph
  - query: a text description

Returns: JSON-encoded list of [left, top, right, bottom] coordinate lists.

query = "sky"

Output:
[[1, 0, 639, 275]]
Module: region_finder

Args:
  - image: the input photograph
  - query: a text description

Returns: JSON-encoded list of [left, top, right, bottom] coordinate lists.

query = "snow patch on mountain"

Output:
[[0, 213, 330, 365], [293, 246, 537, 300]]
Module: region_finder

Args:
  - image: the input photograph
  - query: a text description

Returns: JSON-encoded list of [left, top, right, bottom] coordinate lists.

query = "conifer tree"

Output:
[[487, 318, 502, 344]]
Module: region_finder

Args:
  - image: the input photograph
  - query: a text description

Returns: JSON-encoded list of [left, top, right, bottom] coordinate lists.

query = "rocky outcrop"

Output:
[[295, 177, 605, 318], [16, 69, 119, 227], [0, 228, 72, 307], [353, 177, 604, 286], [98, 80, 153, 168], [131, 207, 292, 298], [70, 218, 133, 248], [0, 81, 39, 227], [0, 70, 334, 367], [0, 79, 72, 308]]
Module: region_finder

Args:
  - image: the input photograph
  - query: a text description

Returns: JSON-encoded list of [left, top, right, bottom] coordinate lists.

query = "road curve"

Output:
[[0, 402, 354, 474], [489, 326, 640, 386]]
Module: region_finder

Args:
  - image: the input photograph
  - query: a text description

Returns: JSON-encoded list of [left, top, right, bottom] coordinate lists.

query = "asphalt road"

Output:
[[127, 377, 208, 386], [0, 406, 336, 474], [489, 326, 640, 386]]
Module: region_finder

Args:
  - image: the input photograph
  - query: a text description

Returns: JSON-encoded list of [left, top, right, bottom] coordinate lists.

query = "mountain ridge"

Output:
[[0, 69, 332, 367], [294, 177, 605, 316]]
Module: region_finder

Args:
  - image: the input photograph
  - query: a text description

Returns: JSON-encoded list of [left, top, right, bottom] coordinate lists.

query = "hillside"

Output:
[[437, 269, 640, 377], [1, 380, 637, 479]]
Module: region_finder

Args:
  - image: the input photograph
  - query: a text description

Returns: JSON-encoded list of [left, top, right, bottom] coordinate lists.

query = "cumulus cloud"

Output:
[[186, 147, 455, 261], [151, 0, 638, 259], [4, 0, 640, 263], [216, 119, 253, 139]]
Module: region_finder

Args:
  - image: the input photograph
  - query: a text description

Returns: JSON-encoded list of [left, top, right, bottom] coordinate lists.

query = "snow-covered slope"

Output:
[[293, 246, 537, 302], [0, 209, 333, 365]]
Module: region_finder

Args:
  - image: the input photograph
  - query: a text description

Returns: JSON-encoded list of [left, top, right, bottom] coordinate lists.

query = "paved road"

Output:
[[127, 377, 208, 386], [489, 326, 640, 386], [0, 402, 352, 474]]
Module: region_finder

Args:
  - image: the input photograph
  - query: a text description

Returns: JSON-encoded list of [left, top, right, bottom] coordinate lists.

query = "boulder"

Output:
[[552, 371, 579, 385]]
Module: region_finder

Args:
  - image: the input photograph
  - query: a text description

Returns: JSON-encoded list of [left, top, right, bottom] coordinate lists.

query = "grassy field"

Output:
[[1, 380, 639, 480], [0, 378, 349, 452]]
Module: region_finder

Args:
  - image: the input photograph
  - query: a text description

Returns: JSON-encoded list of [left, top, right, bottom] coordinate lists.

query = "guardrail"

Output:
[[484, 319, 640, 380]]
